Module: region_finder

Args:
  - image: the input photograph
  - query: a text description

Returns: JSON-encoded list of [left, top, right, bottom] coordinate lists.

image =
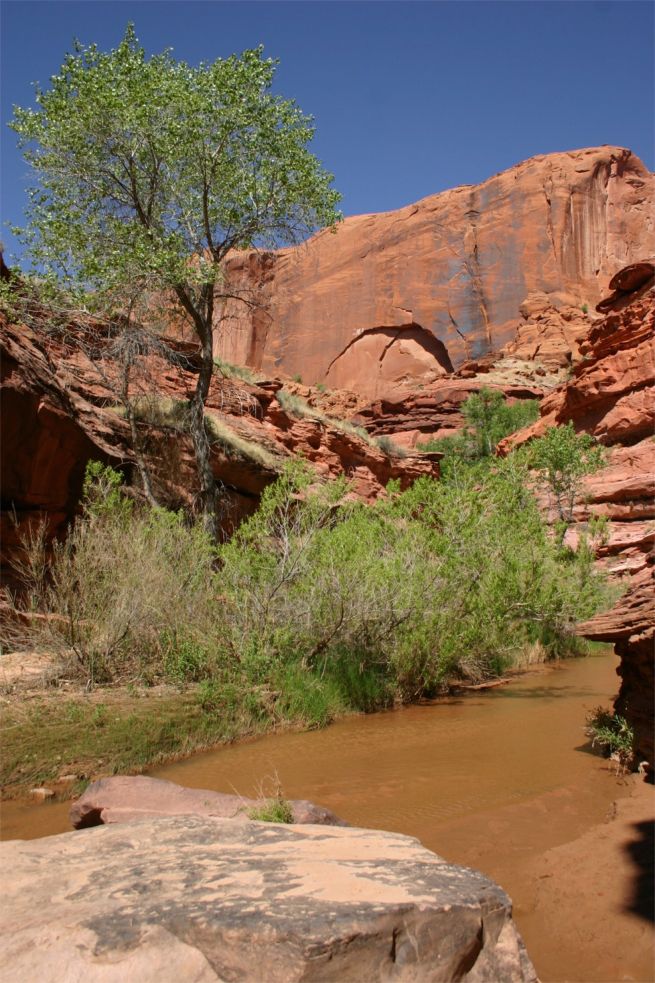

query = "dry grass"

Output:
[[204, 414, 281, 471], [213, 358, 264, 385], [109, 397, 282, 471], [276, 390, 384, 447], [107, 396, 188, 428]]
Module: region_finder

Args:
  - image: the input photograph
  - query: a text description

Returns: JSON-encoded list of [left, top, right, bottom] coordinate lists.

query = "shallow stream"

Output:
[[3, 652, 651, 980]]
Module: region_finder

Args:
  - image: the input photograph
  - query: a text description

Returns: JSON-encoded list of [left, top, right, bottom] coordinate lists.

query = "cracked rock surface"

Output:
[[0, 816, 537, 982]]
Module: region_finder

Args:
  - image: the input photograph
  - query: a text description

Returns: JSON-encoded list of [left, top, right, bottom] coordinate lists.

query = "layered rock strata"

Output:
[[0, 815, 537, 982], [1, 315, 439, 585], [218, 147, 654, 397], [509, 270, 654, 447], [355, 377, 546, 448], [504, 267, 655, 773]]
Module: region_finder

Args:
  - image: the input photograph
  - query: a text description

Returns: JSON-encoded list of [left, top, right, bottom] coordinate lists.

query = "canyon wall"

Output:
[[504, 268, 654, 772], [218, 147, 654, 398], [0, 314, 438, 587]]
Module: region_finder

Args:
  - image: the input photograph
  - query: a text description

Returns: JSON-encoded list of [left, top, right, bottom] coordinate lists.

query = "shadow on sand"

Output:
[[624, 816, 654, 923]]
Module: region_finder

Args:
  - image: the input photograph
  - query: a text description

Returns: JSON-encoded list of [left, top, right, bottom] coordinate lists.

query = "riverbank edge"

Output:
[[0, 650, 607, 803]]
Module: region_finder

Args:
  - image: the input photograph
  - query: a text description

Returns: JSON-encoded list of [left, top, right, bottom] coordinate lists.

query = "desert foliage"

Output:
[[6, 457, 610, 725]]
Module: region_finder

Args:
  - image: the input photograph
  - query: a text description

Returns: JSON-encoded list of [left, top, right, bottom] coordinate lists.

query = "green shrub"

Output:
[[417, 389, 540, 463], [522, 422, 605, 528], [15, 462, 224, 687], [274, 663, 345, 728], [8, 455, 610, 718], [585, 706, 634, 770], [162, 634, 211, 684], [217, 458, 609, 697]]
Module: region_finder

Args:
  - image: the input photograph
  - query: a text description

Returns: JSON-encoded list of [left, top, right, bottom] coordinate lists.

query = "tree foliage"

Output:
[[418, 388, 540, 465], [11, 25, 340, 291], [10, 25, 341, 537], [522, 422, 605, 529]]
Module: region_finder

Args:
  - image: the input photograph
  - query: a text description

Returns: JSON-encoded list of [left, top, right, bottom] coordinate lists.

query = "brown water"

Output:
[[3, 653, 652, 981]]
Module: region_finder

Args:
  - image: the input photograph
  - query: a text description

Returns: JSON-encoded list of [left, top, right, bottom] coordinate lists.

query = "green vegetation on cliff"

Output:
[[418, 388, 540, 462]]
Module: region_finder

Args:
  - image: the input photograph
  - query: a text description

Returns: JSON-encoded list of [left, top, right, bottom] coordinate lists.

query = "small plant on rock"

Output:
[[247, 775, 294, 823], [248, 796, 294, 824], [585, 706, 634, 772], [375, 434, 407, 458]]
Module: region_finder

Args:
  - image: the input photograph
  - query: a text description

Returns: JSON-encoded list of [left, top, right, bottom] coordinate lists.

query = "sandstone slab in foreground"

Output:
[[0, 816, 537, 982]]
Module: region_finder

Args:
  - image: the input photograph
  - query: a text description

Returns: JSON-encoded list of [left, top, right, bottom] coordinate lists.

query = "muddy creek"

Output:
[[3, 652, 653, 981]]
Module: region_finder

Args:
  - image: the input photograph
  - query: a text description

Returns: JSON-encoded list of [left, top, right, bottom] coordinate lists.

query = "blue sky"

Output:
[[1, 1, 653, 262]]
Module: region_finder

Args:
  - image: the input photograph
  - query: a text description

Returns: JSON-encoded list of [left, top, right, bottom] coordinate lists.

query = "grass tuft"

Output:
[[247, 797, 294, 823]]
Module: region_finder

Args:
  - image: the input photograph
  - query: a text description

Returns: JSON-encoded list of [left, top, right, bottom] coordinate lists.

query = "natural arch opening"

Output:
[[325, 323, 453, 398]]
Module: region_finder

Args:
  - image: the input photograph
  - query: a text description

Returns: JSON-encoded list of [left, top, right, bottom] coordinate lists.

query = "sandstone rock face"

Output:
[[1, 314, 438, 583], [0, 816, 537, 982], [502, 271, 655, 774], [219, 147, 654, 397], [578, 559, 654, 772], [70, 775, 348, 829], [510, 286, 654, 447]]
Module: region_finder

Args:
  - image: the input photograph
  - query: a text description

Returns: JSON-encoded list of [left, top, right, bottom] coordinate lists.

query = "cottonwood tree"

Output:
[[10, 25, 341, 538], [525, 422, 605, 541]]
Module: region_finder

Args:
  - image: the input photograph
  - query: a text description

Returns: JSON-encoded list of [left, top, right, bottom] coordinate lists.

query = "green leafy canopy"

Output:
[[10, 24, 342, 296]]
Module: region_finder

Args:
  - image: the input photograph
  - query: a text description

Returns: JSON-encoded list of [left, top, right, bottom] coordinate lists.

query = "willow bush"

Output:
[[217, 456, 608, 701], [9, 456, 609, 722]]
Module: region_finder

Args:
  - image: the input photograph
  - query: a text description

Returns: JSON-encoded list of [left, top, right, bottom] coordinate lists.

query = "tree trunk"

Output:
[[189, 298, 220, 542], [126, 404, 161, 509], [173, 282, 221, 542]]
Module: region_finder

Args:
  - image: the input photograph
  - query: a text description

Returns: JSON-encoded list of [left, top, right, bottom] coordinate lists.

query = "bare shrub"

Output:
[[7, 463, 223, 687]]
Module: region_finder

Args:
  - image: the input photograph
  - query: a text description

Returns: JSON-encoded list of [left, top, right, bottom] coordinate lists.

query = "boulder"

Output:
[[608, 261, 654, 294], [70, 775, 348, 829], [217, 147, 654, 396], [0, 816, 537, 982]]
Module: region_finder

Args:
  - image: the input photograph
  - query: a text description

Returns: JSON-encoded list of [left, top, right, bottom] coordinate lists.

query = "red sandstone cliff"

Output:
[[0, 313, 439, 587], [218, 147, 654, 398], [501, 267, 655, 771]]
